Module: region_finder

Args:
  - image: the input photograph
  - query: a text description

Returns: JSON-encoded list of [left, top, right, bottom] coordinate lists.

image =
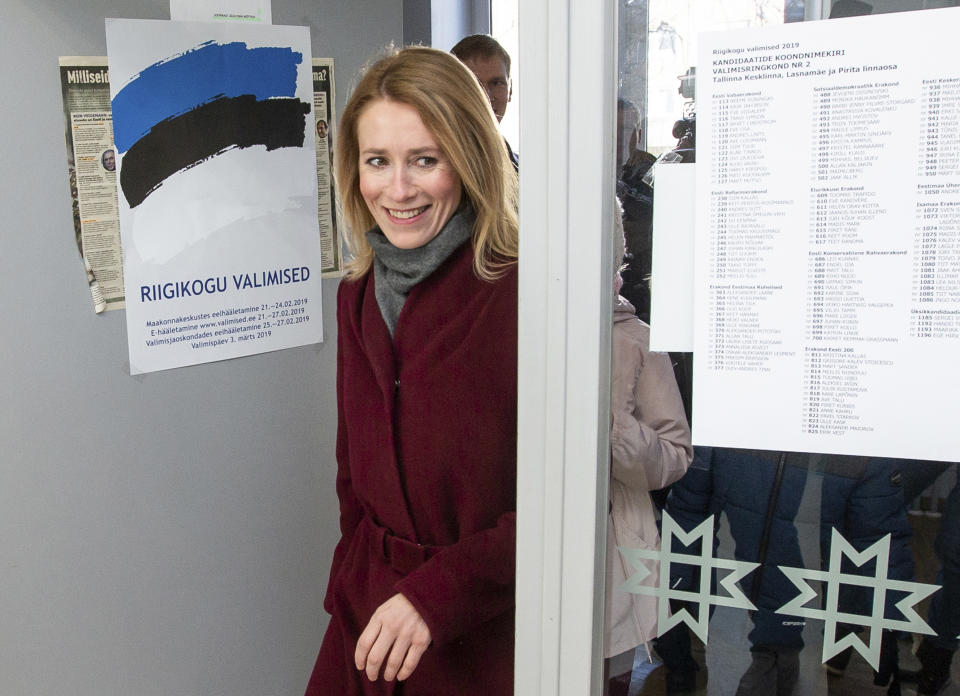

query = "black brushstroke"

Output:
[[120, 95, 310, 208]]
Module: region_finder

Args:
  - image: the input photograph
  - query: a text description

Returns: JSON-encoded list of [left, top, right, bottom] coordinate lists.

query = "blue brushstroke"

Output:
[[111, 41, 302, 153]]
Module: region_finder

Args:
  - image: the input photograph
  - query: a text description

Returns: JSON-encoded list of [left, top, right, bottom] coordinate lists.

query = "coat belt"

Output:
[[364, 515, 443, 575]]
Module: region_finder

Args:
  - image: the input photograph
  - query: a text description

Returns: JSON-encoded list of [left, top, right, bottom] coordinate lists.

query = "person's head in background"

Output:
[[616, 99, 641, 171], [451, 34, 512, 123], [101, 148, 116, 172], [829, 0, 872, 18]]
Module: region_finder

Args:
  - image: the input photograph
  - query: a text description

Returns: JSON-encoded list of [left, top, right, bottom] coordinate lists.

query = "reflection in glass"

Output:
[[607, 453, 957, 694], [604, 201, 694, 694]]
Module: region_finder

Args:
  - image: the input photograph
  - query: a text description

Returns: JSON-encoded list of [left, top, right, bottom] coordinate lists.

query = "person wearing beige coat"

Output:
[[604, 203, 693, 692]]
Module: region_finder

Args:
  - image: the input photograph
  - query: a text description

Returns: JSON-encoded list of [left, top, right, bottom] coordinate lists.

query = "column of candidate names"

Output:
[[912, 79, 960, 341], [707, 92, 787, 375]]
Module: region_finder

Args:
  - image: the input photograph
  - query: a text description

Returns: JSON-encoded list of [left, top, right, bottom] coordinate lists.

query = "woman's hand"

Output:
[[355, 593, 432, 682]]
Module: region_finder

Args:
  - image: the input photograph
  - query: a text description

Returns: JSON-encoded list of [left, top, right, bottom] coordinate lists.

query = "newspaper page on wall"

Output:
[[105, 19, 324, 374], [312, 58, 342, 276], [59, 57, 124, 312], [693, 7, 960, 461]]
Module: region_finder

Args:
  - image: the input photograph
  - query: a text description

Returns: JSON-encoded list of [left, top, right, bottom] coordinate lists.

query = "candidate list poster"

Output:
[[693, 8, 960, 461], [105, 19, 323, 374]]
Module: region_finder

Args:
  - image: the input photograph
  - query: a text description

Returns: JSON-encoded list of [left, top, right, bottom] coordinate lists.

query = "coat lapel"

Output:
[[359, 272, 397, 407], [356, 272, 421, 539]]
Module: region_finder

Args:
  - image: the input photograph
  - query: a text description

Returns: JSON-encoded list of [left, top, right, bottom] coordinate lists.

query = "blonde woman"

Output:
[[305, 47, 518, 696]]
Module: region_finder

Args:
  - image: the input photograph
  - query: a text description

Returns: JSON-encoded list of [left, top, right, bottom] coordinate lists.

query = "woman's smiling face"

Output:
[[357, 99, 462, 250]]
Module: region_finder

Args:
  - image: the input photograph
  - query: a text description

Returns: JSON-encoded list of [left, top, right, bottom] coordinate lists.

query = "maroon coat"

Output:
[[305, 243, 518, 695]]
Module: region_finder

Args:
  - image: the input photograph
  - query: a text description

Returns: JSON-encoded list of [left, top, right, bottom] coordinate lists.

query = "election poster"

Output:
[[105, 19, 323, 374]]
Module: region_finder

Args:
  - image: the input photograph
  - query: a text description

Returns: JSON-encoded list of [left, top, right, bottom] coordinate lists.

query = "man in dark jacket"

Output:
[[451, 34, 519, 171]]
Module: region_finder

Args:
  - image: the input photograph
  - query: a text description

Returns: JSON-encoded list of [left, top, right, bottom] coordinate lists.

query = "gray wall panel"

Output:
[[0, 2, 401, 694]]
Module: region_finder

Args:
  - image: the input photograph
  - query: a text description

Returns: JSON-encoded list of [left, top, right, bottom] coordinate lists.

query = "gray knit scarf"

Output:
[[366, 204, 474, 336]]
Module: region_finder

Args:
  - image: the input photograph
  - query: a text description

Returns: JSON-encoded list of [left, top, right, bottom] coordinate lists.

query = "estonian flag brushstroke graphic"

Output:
[[112, 40, 310, 208]]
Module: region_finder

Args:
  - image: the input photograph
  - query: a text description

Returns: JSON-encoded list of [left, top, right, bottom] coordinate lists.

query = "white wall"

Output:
[[426, 0, 490, 50], [0, 2, 401, 695]]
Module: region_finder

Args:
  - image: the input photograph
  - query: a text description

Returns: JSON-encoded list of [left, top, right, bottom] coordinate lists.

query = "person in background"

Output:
[[615, 97, 694, 432], [901, 462, 959, 695], [615, 98, 656, 325], [451, 34, 519, 170], [829, 0, 873, 18], [659, 451, 915, 695], [605, 198, 692, 695], [304, 46, 519, 696]]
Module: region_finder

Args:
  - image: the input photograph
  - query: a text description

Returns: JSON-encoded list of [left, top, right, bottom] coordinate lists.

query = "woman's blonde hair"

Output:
[[335, 46, 519, 280]]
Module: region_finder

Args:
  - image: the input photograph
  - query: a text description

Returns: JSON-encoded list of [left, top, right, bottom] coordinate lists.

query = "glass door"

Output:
[[516, 0, 960, 694]]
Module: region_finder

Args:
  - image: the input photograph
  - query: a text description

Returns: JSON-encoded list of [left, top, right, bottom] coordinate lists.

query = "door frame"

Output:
[[515, 1, 618, 694]]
